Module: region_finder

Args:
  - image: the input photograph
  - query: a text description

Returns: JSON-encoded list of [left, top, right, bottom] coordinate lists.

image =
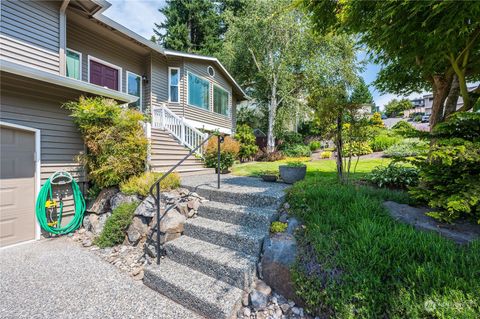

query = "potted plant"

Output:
[[279, 161, 306, 184], [260, 170, 278, 182]]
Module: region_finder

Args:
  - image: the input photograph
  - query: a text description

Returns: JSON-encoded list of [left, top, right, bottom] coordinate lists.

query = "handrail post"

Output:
[[181, 117, 186, 145], [217, 135, 222, 189], [161, 106, 166, 130], [156, 183, 161, 265]]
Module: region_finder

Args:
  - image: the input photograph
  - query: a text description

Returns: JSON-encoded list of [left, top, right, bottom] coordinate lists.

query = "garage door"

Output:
[[0, 126, 36, 247]]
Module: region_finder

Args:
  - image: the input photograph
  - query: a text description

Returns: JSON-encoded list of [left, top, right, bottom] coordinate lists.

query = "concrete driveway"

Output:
[[0, 238, 202, 319]]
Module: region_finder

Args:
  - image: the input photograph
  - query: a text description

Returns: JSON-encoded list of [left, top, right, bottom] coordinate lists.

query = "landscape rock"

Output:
[[279, 213, 288, 223], [261, 233, 298, 303], [255, 279, 272, 296], [86, 187, 118, 214], [126, 216, 150, 245], [287, 217, 300, 234], [159, 210, 186, 234], [110, 192, 141, 211], [134, 195, 158, 218], [250, 290, 268, 310], [83, 212, 111, 235], [176, 202, 190, 216]]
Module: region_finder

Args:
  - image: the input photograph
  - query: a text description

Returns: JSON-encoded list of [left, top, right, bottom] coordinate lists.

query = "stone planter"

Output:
[[279, 165, 306, 184], [261, 174, 278, 182]]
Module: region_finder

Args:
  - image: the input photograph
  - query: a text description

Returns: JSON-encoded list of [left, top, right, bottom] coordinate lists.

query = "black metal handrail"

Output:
[[148, 132, 223, 265]]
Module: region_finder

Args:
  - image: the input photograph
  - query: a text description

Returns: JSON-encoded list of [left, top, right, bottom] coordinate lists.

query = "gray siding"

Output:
[[66, 20, 148, 110], [1, 75, 86, 217], [0, 0, 60, 73]]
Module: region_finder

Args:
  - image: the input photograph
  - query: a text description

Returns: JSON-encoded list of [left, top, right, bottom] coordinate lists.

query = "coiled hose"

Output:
[[35, 171, 86, 235]]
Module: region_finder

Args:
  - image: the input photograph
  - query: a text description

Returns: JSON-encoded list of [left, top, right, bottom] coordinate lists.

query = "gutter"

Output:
[[1, 60, 138, 103]]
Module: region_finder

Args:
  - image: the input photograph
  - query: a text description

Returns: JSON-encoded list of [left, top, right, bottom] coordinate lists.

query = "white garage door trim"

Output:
[[0, 121, 41, 246]]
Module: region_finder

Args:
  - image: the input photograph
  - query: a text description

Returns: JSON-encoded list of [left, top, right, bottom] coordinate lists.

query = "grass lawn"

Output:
[[233, 158, 480, 318]]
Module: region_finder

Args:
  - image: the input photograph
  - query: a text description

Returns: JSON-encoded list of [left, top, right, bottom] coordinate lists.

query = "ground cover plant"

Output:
[[95, 202, 139, 248], [287, 167, 480, 318], [120, 172, 180, 197], [369, 130, 402, 152]]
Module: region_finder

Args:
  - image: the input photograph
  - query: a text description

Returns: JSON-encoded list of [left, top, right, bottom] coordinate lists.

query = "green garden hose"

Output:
[[36, 171, 86, 235]]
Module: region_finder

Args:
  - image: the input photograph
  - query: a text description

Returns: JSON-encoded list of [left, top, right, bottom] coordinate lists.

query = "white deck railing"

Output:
[[151, 104, 208, 156]]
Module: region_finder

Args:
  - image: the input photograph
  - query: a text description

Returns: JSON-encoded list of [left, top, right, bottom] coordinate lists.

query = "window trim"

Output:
[[213, 83, 231, 117], [65, 48, 82, 81], [186, 71, 211, 111], [168, 67, 180, 103], [87, 55, 122, 91], [126, 70, 142, 111]]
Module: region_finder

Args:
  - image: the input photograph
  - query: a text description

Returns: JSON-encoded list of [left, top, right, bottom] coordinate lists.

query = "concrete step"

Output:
[[184, 217, 267, 257], [164, 236, 257, 290], [198, 201, 277, 229], [144, 258, 243, 319], [151, 148, 191, 156]]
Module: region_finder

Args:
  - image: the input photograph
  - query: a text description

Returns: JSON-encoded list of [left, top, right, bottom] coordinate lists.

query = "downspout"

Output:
[[59, 0, 70, 76]]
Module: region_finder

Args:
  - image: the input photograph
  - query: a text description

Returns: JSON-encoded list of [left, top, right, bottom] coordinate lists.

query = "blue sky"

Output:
[[104, 0, 425, 109]]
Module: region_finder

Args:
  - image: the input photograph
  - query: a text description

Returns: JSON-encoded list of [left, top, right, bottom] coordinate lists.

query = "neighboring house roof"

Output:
[[80, 0, 247, 100], [1, 60, 138, 103]]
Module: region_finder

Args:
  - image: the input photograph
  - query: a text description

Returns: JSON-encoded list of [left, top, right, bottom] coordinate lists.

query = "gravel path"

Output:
[[0, 238, 202, 319]]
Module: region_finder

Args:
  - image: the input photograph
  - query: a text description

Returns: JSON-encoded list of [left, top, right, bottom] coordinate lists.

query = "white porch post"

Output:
[[161, 106, 166, 130], [181, 117, 186, 145]]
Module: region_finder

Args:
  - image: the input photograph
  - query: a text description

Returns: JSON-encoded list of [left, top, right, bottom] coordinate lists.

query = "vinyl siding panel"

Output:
[[1, 76, 87, 217], [67, 20, 147, 110], [0, 0, 60, 73]]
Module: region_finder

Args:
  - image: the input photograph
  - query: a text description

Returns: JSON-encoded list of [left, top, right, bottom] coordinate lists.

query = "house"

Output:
[[0, 0, 246, 247]]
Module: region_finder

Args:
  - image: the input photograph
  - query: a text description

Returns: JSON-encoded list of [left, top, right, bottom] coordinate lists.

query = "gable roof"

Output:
[[76, 0, 247, 99]]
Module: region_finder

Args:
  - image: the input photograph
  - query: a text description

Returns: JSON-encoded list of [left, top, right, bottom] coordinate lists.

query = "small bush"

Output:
[[255, 148, 285, 162], [234, 124, 258, 162], [286, 161, 306, 167], [120, 172, 180, 197], [392, 120, 418, 136], [369, 112, 385, 128], [344, 141, 373, 156], [260, 169, 279, 176], [384, 138, 429, 158], [320, 151, 332, 159], [370, 132, 402, 151], [270, 221, 287, 233], [278, 131, 303, 149], [95, 202, 138, 248], [309, 141, 321, 151], [282, 144, 312, 157], [204, 136, 240, 171], [367, 163, 419, 189], [64, 97, 148, 188]]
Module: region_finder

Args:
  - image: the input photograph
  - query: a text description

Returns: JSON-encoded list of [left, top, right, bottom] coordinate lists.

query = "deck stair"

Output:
[[150, 128, 213, 175], [143, 174, 288, 319]]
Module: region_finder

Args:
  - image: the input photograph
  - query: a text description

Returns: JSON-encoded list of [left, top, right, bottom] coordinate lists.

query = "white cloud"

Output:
[[103, 0, 167, 39]]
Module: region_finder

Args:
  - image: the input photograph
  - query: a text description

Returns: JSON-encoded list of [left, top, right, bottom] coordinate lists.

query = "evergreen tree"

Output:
[[350, 77, 373, 105]]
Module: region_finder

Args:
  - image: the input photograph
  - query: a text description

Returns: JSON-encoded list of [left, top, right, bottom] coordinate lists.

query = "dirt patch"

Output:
[[383, 201, 480, 244]]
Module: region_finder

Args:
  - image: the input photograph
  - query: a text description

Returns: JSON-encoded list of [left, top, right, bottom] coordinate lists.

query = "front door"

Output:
[[0, 126, 36, 247], [89, 60, 119, 91]]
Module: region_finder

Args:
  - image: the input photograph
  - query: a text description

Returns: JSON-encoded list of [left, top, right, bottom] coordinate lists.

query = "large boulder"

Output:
[[110, 192, 141, 211], [83, 212, 112, 235], [261, 233, 298, 303], [159, 210, 186, 234], [86, 188, 118, 214], [134, 195, 162, 218], [126, 216, 150, 245]]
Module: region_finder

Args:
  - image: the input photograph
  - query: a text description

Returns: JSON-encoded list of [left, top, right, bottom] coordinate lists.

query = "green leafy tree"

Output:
[[301, 0, 480, 128], [384, 99, 413, 118], [350, 77, 373, 105]]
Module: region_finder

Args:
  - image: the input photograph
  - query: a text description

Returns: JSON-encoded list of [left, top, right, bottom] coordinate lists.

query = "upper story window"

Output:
[[88, 56, 121, 91], [207, 66, 215, 77], [188, 72, 210, 110], [214, 85, 229, 116], [127, 71, 142, 110], [66, 49, 81, 80], [169, 67, 180, 103]]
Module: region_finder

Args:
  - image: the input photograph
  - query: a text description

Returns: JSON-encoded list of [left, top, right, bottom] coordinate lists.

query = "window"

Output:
[[88, 55, 122, 91], [214, 85, 229, 116], [127, 71, 142, 110], [169, 67, 180, 103], [66, 49, 81, 80], [207, 66, 215, 77], [188, 72, 210, 110]]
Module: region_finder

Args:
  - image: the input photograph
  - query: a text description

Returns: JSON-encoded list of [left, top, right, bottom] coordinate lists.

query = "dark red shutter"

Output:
[[89, 60, 119, 91]]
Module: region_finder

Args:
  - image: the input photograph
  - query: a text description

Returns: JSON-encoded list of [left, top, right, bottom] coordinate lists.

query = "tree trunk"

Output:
[[429, 75, 452, 129], [444, 75, 460, 119], [267, 77, 277, 153], [335, 113, 343, 181]]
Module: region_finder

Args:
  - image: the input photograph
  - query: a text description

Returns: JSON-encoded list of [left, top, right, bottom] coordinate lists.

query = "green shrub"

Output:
[[410, 112, 480, 223], [278, 131, 303, 149], [270, 221, 287, 233], [309, 141, 321, 151], [120, 172, 180, 197], [204, 136, 240, 172], [367, 163, 419, 189], [344, 141, 372, 156], [370, 132, 402, 151], [320, 151, 332, 159], [282, 144, 312, 157], [286, 161, 307, 167], [95, 202, 138, 248], [392, 120, 418, 136], [234, 124, 259, 162], [64, 97, 148, 188], [255, 148, 285, 162], [384, 138, 429, 158], [369, 112, 385, 128]]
